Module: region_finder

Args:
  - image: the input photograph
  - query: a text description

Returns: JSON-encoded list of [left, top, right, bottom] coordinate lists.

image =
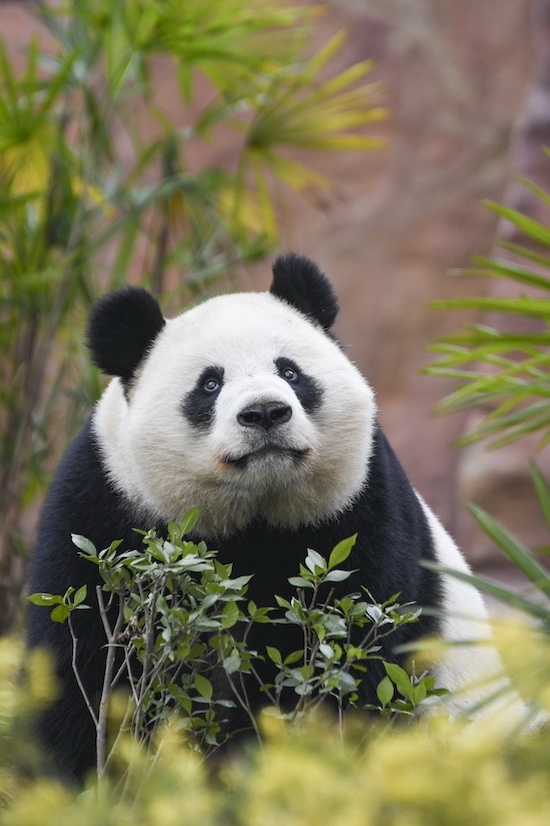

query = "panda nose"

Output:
[[237, 401, 292, 430]]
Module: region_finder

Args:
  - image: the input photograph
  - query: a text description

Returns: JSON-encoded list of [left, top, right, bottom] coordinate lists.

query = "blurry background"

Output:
[[2, 0, 550, 632]]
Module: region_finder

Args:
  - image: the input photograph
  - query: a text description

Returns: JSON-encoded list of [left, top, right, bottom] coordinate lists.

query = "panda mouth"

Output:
[[224, 445, 310, 470]]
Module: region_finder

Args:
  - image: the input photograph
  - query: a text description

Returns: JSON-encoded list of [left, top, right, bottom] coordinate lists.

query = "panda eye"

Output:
[[282, 367, 298, 383], [203, 377, 221, 394]]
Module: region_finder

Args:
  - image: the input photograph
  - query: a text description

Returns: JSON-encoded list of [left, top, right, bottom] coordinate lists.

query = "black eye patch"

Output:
[[182, 366, 224, 429], [275, 357, 323, 414]]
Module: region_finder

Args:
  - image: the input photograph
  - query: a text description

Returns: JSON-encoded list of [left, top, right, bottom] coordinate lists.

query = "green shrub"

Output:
[[1, 628, 549, 825], [28, 512, 438, 778]]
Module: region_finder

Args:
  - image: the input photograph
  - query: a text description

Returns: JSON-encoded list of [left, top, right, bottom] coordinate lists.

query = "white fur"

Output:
[[94, 292, 376, 538], [417, 495, 525, 719]]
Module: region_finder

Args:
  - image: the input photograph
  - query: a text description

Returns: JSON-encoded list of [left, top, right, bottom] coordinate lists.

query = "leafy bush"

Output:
[[28, 510, 439, 778], [1, 628, 550, 825]]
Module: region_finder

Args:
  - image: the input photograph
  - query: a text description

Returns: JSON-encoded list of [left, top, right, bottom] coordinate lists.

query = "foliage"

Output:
[[425, 171, 550, 449], [28, 515, 438, 778], [1, 629, 550, 825], [0, 0, 385, 632]]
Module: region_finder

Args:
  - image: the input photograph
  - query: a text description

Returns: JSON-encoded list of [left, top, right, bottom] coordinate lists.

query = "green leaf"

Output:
[[337, 671, 358, 695], [366, 605, 383, 623], [484, 199, 550, 247], [266, 646, 282, 665], [531, 462, 550, 533], [71, 534, 97, 556], [429, 296, 550, 318], [220, 575, 253, 591], [328, 534, 357, 570], [222, 654, 241, 675], [249, 606, 273, 624], [283, 649, 304, 666], [288, 576, 314, 589], [50, 604, 71, 624], [73, 585, 88, 606], [500, 240, 550, 273], [220, 600, 240, 629], [469, 254, 550, 291], [305, 548, 326, 573], [411, 680, 428, 705], [422, 560, 550, 623], [27, 592, 63, 606], [376, 675, 394, 707], [468, 503, 550, 597], [383, 662, 414, 702], [179, 506, 201, 536], [324, 569, 353, 583], [319, 642, 334, 659], [194, 673, 213, 701]]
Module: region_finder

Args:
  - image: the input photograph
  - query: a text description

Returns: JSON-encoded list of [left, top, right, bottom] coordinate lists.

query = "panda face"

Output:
[[92, 264, 376, 538]]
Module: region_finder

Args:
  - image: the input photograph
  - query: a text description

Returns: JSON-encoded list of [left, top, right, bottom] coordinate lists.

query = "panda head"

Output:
[[90, 254, 376, 537]]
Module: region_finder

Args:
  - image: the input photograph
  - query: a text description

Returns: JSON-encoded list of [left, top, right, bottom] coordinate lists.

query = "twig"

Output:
[[68, 616, 99, 727], [96, 585, 124, 778]]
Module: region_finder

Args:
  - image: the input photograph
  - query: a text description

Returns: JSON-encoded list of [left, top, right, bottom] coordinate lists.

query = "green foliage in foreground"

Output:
[[10, 507, 548, 822], [1, 629, 550, 825]]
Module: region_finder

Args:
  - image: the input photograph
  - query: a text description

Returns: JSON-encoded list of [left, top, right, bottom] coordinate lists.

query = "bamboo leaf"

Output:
[[302, 29, 348, 79], [428, 296, 550, 318], [484, 200, 550, 247], [469, 255, 550, 291], [422, 561, 550, 622], [530, 463, 550, 533], [499, 240, 550, 273], [516, 174, 550, 209], [468, 504, 550, 597]]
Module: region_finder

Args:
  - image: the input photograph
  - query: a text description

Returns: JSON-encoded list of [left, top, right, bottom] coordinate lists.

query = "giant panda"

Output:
[[26, 253, 503, 782]]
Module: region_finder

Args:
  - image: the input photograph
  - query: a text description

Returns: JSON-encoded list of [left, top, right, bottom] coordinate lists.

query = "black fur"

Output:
[[270, 253, 339, 331], [182, 366, 225, 429], [87, 286, 165, 382], [274, 357, 323, 414]]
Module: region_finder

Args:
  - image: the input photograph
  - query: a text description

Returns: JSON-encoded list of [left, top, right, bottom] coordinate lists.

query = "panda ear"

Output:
[[86, 286, 165, 381], [269, 253, 339, 331]]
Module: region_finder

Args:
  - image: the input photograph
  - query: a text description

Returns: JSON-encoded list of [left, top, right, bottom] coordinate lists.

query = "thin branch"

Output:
[[68, 616, 99, 728], [96, 585, 124, 778], [225, 670, 263, 747]]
